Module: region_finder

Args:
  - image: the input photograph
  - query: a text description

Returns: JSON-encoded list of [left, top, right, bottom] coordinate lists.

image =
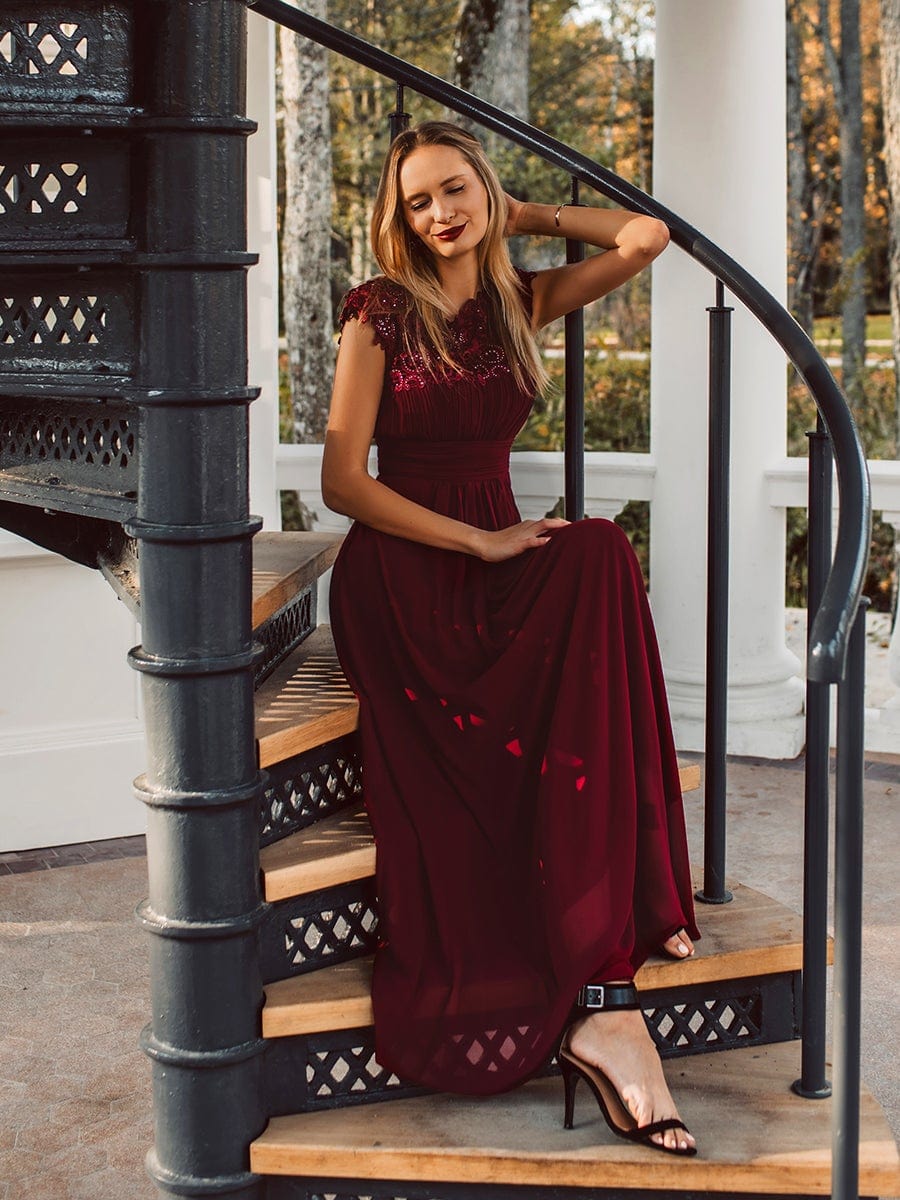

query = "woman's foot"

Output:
[[661, 928, 695, 959], [566, 1003, 696, 1153]]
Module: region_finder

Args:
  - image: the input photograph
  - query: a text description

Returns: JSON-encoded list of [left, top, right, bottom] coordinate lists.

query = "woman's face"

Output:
[[398, 144, 490, 264]]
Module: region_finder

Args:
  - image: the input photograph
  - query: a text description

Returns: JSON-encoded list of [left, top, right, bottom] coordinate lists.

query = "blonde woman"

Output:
[[322, 121, 700, 1155]]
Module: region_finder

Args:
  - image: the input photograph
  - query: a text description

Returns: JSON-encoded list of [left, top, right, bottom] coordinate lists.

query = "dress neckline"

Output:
[[449, 292, 484, 322]]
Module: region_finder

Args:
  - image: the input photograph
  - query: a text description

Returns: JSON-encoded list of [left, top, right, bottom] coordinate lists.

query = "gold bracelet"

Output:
[[553, 202, 567, 228]]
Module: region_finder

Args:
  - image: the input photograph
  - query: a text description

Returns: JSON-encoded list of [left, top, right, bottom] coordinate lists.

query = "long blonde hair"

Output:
[[371, 121, 548, 394]]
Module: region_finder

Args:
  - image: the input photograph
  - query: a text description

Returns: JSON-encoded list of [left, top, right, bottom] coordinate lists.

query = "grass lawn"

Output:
[[813, 313, 894, 344]]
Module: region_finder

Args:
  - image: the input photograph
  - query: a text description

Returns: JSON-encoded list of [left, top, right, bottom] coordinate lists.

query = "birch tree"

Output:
[[879, 0, 900, 441], [453, 0, 530, 145], [279, 7, 334, 444], [820, 0, 867, 405]]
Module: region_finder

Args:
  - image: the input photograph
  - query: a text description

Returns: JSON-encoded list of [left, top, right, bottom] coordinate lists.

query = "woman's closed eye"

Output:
[[409, 185, 466, 213]]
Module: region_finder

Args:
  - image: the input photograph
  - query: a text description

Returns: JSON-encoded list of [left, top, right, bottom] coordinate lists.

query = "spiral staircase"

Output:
[[1, 2, 898, 1198]]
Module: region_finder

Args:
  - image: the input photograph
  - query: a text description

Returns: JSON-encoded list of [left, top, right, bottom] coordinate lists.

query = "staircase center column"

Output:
[[650, 0, 805, 758]]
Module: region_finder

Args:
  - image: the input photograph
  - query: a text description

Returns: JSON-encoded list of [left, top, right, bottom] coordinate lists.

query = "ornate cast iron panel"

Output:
[[0, 135, 132, 249], [260, 878, 378, 984], [0, 273, 136, 378], [0, 397, 137, 515], [255, 586, 316, 688], [267, 1180, 823, 1200], [263, 975, 798, 1115], [260, 735, 363, 847], [0, 4, 133, 106]]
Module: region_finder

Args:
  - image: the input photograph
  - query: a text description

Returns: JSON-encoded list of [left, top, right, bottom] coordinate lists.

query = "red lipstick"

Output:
[[435, 224, 466, 242]]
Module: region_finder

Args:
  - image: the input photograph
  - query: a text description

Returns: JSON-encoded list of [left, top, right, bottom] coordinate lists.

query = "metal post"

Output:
[[390, 83, 411, 141], [697, 279, 733, 905], [130, 3, 265, 1196], [564, 176, 585, 522], [832, 599, 868, 1200], [793, 415, 833, 1098]]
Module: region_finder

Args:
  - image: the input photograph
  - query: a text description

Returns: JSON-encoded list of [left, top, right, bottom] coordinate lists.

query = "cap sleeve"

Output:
[[338, 277, 405, 357]]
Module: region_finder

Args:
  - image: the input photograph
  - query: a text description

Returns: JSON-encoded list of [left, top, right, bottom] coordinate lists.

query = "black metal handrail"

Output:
[[249, 0, 871, 683]]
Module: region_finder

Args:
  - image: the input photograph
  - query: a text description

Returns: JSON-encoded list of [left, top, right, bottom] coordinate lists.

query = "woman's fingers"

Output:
[[478, 519, 570, 562]]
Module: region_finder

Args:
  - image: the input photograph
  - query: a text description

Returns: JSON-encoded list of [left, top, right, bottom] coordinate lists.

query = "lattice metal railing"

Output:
[[0, 278, 135, 376], [263, 975, 795, 1115], [260, 878, 379, 983], [255, 586, 316, 687], [260, 735, 364, 846], [0, 6, 133, 104], [0, 137, 131, 246]]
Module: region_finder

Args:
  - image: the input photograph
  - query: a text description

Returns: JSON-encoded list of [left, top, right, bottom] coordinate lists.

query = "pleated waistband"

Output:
[[377, 438, 512, 483]]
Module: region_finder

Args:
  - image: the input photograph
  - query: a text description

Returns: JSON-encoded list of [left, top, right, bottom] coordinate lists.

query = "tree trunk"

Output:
[[821, 0, 867, 406], [453, 0, 530, 129], [279, 7, 334, 445], [879, 0, 900, 625], [787, 0, 817, 333], [880, 0, 900, 447]]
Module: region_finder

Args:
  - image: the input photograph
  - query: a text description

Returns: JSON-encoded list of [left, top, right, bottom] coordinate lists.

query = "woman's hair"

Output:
[[371, 121, 548, 394]]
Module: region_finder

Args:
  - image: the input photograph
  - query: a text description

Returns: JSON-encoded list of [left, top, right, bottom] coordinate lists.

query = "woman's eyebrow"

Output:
[[404, 174, 466, 202]]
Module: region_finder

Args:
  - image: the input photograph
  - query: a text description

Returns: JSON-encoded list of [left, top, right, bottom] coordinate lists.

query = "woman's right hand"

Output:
[[472, 518, 570, 562]]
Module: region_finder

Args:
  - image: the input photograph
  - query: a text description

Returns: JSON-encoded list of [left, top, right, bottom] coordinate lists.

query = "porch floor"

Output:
[[1, 754, 898, 1200]]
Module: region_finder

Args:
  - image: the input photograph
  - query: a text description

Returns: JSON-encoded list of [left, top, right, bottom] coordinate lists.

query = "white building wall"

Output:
[[0, 536, 145, 851]]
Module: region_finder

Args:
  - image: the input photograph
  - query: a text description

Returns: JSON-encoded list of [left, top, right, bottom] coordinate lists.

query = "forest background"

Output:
[[277, 0, 900, 615]]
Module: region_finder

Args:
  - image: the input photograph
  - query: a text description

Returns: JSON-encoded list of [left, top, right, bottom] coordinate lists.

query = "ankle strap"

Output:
[[575, 983, 640, 1011]]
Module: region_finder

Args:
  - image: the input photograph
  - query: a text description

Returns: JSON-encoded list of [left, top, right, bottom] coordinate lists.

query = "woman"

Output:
[[322, 121, 700, 1156]]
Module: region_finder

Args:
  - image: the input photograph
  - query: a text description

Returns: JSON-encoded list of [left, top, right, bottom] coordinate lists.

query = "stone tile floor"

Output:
[[0, 754, 898, 1199]]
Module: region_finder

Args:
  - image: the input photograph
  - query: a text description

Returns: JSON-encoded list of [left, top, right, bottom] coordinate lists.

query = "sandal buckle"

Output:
[[576, 984, 605, 1009]]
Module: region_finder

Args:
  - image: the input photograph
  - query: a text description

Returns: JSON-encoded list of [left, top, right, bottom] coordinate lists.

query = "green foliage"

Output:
[[515, 354, 650, 451]]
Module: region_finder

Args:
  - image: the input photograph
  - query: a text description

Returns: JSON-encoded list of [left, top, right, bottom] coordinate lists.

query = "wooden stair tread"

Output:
[[262, 879, 823, 1038], [250, 1040, 900, 1195], [255, 625, 358, 769], [251, 531, 342, 628], [259, 760, 700, 900]]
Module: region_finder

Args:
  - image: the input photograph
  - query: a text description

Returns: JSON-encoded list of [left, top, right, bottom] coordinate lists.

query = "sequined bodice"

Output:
[[337, 272, 536, 444]]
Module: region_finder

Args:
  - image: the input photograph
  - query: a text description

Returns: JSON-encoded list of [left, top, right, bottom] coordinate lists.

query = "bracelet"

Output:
[[553, 202, 567, 228]]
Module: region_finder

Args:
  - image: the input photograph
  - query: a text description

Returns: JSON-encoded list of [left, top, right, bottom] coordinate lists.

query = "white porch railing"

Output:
[[276, 442, 900, 752]]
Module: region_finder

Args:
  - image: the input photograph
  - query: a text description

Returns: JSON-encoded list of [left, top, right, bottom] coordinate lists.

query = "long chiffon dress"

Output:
[[328, 269, 699, 1097]]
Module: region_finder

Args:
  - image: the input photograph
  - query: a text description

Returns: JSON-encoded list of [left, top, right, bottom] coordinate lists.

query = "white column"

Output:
[[651, 1, 804, 758], [246, 11, 282, 530]]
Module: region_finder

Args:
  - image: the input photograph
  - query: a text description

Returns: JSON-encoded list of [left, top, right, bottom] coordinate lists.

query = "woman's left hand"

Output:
[[503, 193, 525, 238]]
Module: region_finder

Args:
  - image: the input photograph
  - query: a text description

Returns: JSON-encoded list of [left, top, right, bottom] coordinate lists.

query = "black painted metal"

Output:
[[259, 734, 363, 846], [246, 0, 870, 686], [832, 600, 869, 1200], [563, 176, 585, 523], [267, 1183, 826, 1200], [254, 584, 316, 686], [390, 83, 411, 141], [793, 417, 834, 1100], [697, 280, 734, 907], [260, 877, 379, 983], [126, 2, 265, 1196], [0, 499, 127, 568]]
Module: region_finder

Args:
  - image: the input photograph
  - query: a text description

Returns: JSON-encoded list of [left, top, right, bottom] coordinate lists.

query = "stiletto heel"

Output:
[[560, 1055, 578, 1129], [559, 982, 697, 1157]]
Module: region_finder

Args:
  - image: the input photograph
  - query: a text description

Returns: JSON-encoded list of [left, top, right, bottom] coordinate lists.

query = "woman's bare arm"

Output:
[[505, 199, 669, 329], [321, 318, 568, 561]]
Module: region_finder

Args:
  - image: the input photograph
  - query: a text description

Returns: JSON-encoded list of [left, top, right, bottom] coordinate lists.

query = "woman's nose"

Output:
[[434, 200, 455, 224]]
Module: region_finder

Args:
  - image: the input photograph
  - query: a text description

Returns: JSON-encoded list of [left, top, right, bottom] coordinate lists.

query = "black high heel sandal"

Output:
[[559, 983, 697, 1157]]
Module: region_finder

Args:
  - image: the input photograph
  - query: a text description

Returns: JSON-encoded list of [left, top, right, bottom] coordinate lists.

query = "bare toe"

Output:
[[663, 929, 694, 958]]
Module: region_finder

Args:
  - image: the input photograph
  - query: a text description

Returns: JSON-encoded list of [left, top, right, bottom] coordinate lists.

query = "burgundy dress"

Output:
[[329, 271, 699, 1097]]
